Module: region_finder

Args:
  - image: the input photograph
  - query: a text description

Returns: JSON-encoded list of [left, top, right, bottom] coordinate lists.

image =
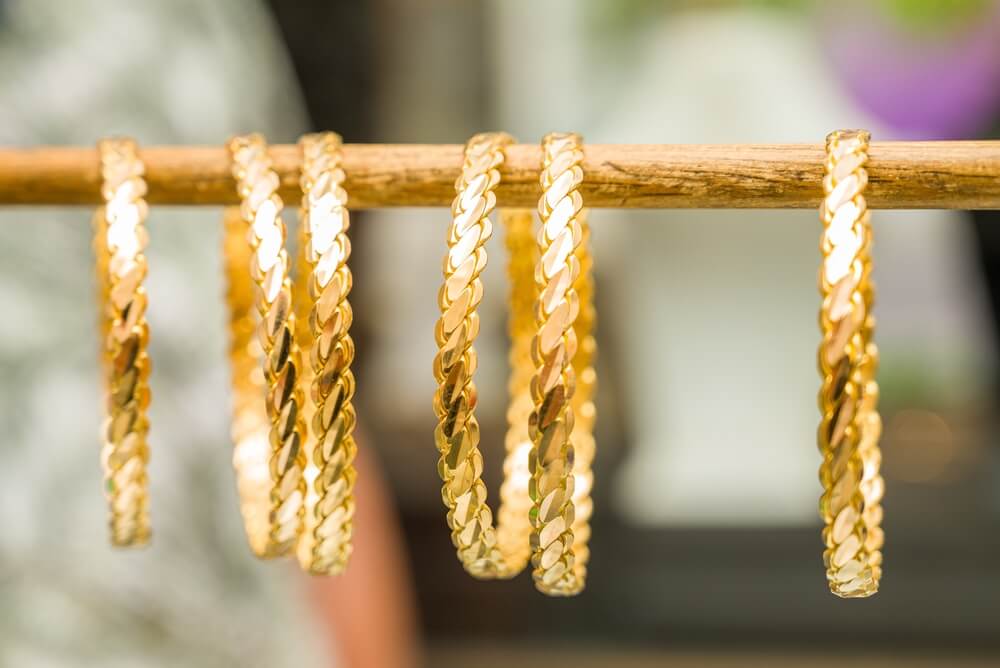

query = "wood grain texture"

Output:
[[0, 142, 998, 208]]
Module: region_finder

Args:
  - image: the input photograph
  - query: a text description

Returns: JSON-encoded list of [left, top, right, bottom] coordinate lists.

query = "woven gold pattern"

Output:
[[94, 137, 152, 547], [432, 132, 538, 579], [495, 208, 540, 576], [293, 132, 358, 575], [817, 129, 885, 598], [226, 134, 307, 558], [568, 212, 597, 571], [528, 132, 596, 596]]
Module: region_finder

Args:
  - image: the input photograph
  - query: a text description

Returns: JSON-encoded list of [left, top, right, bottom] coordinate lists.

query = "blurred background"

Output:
[[1, 0, 1000, 666]]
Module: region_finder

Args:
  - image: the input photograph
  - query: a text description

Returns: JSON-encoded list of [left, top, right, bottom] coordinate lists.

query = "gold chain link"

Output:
[[432, 132, 538, 579], [817, 129, 885, 598], [94, 137, 152, 547], [294, 132, 358, 575], [225, 134, 307, 558], [529, 132, 596, 596], [568, 211, 597, 571]]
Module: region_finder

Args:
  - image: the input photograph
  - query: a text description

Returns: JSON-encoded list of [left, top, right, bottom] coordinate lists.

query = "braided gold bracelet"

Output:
[[569, 208, 597, 571], [432, 132, 538, 579], [817, 129, 885, 598], [293, 132, 358, 575], [94, 138, 153, 548], [497, 207, 542, 569], [528, 132, 597, 596], [225, 133, 307, 558]]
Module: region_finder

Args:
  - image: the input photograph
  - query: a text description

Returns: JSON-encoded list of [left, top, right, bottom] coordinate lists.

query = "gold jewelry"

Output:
[[569, 209, 597, 571], [293, 132, 358, 575], [225, 133, 307, 558], [498, 207, 542, 569], [817, 129, 884, 598], [94, 137, 152, 547], [529, 132, 597, 596], [432, 132, 537, 578]]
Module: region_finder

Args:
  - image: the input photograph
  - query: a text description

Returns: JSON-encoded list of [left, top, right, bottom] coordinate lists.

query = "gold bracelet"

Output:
[[94, 137, 152, 547], [293, 132, 358, 575], [495, 208, 540, 574], [432, 132, 537, 579], [569, 209, 597, 571], [225, 133, 307, 558], [529, 132, 597, 596], [817, 129, 884, 598]]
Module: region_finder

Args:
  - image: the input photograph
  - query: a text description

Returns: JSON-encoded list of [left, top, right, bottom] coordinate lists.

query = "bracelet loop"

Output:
[[817, 129, 885, 598], [294, 132, 359, 575], [432, 132, 538, 579], [225, 133, 307, 558], [94, 137, 153, 547], [528, 132, 597, 596]]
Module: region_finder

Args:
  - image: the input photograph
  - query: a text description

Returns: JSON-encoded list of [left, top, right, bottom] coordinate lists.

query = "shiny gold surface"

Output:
[[293, 132, 358, 575], [528, 132, 597, 596], [94, 138, 152, 548], [568, 210, 597, 575], [817, 129, 884, 598], [225, 134, 307, 559], [432, 132, 537, 579]]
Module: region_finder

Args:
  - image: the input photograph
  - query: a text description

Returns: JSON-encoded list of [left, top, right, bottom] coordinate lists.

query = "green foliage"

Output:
[[878, 0, 992, 30], [585, 0, 992, 36], [879, 347, 982, 412]]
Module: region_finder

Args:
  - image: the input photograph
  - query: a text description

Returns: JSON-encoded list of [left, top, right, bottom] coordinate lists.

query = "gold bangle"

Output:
[[569, 208, 597, 572], [293, 132, 358, 575], [817, 129, 885, 598], [94, 137, 152, 547], [497, 207, 541, 571], [225, 133, 307, 558], [432, 132, 537, 579], [529, 131, 597, 596]]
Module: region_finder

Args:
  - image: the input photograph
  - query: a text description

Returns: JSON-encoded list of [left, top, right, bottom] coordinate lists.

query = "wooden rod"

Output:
[[0, 141, 998, 209]]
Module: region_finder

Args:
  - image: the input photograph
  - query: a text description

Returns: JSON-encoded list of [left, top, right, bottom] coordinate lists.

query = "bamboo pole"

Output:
[[0, 141, 998, 208]]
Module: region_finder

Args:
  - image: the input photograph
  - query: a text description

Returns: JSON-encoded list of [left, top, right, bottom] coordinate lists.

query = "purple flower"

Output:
[[823, 2, 1000, 139]]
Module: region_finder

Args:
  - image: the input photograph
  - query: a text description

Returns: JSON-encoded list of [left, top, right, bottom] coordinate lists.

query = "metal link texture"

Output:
[[528, 132, 597, 596], [226, 134, 307, 559], [94, 137, 152, 547], [496, 208, 540, 576], [817, 129, 885, 598], [432, 132, 539, 579], [568, 212, 597, 571], [293, 132, 358, 575]]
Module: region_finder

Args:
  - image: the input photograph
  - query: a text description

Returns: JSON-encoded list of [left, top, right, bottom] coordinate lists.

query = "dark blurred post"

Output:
[[970, 120, 1000, 496], [265, 3, 421, 667]]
